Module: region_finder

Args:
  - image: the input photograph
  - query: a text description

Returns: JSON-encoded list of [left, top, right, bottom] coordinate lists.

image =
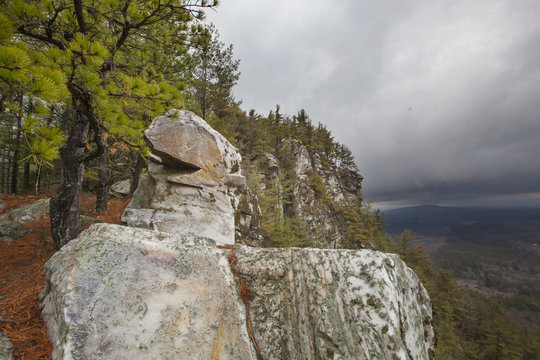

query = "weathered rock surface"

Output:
[[235, 246, 435, 359], [0, 331, 12, 360], [0, 220, 29, 242], [109, 179, 131, 197], [0, 198, 49, 242], [0, 198, 49, 223], [144, 109, 242, 179], [40, 224, 257, 360], [123, 110, 261, 245], [41, 223, 434, 360]]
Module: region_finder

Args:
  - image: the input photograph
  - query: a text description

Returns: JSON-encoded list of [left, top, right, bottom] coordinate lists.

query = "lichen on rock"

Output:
[[40, 223, 434, 360]]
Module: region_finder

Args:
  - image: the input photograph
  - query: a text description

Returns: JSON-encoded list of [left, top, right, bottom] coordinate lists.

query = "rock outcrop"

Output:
[[40, 224, 257, 359], [247, 139, 363, 248], [235, 246, 434, 359], [40, 223, 434, 360], [122, 110, 261, 245]]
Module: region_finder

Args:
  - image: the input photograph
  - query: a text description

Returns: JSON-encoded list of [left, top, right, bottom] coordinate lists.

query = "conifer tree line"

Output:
[[0, 2, 539, 358]]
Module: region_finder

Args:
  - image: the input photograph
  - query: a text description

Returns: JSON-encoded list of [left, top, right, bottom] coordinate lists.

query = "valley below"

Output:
[[384, 205, 540, 331]]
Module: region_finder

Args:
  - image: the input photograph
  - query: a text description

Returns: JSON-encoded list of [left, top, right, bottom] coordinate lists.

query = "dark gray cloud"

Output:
[[206, 0, 540, 207]]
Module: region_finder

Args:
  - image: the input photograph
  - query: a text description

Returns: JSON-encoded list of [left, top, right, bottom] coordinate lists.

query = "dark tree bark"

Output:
[[10, 129, 20, 194], [34, 162, 42, 196], [23, 161, 30, 190], [50, 83, 105, 249], [95, 138, 108, 213], [0, 151, 5, 193], [129, 152, 146, 195], [6, 145, 12, 194], [50, 113, 88, 249]]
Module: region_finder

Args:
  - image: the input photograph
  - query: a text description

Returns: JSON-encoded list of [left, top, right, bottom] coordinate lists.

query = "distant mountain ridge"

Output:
[[383, 204, 540, 235]]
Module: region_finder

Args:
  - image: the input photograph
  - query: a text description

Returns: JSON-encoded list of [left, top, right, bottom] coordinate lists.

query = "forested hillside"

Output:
[[1, 2, 539, 359]]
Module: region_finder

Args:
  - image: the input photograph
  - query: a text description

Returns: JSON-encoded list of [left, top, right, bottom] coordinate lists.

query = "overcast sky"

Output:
[[206, 0, 540, 208]]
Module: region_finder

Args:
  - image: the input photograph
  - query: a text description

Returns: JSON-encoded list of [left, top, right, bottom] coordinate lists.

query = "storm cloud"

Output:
[[206, 0, 540, 207]]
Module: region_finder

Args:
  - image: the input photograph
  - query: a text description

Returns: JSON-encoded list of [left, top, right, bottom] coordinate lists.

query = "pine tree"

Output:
[[3, 0, 217, 248], [187, 24, 240, 120], [0, 12, 69, 195]]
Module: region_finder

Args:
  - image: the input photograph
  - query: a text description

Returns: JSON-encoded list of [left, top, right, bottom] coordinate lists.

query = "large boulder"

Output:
[[109, 179, 131, 197], [144, 109, 242, 179], [40, 223, 434, 360], [123, 110, 262, 245], [0, 198, 50, 242], [40, 224, 257, 360]]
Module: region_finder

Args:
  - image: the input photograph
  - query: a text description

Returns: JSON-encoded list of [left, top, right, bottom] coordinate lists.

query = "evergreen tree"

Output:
[[187, 24, 240, 120], [0, 12, 68, 195], [3, 0, 217, 248]]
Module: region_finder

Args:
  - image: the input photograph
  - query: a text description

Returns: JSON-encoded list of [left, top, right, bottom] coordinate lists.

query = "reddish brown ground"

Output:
[[0, 194, 131, 360]]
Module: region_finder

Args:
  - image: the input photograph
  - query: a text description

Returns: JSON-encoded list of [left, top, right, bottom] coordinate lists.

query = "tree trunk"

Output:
[[50, 83, 106, 249], [129, 152, 145, 194], [10, 98, 23, 194], [34, 162, 42, 196], [50, 115, 88, 249], [6, 147, 11, 194], [95, 139, 108, 213], [0, 152, 5, 193], [10, 131, 19, 194], [23, 160, 30, 191]]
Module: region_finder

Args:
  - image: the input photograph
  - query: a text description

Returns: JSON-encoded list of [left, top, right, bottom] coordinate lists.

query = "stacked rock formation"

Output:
[[39, 110, 435, 359], [122, 109, 261, 245]]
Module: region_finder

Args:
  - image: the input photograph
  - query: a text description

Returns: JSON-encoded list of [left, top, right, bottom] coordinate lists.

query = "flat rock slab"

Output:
[[40, 224, 256, 360]]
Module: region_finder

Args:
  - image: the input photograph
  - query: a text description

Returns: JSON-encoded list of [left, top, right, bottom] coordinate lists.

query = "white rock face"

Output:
[[41, 224, 434, 360], [40, 224, 257, 360], [122, 110, 261, 245], [235, 247, 435, 360]]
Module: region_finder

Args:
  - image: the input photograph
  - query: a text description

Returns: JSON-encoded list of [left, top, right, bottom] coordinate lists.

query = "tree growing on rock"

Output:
[[3, 0, 217, 249]]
